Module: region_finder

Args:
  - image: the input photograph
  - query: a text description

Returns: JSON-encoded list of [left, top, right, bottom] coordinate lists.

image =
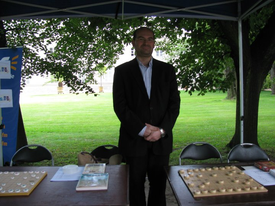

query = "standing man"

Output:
[[113, 27, 180, 206]]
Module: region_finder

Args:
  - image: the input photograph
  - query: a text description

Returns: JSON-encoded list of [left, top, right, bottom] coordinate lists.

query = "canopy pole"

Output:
[[122, 0, 124, 20], [238, 19, 244, 144]]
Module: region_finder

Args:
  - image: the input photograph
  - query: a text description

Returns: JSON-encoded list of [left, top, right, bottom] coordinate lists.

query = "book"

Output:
[[254, 161, 275, 172], [76, 173, 109, 191], [82, 163, 106, 174]]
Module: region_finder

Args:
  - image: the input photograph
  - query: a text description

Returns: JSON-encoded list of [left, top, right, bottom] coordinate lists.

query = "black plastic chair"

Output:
[[179, 142, 223, 165], [10, 144, 54, 166], [91, 144, 123, 165], [227, 143, 269, 163]]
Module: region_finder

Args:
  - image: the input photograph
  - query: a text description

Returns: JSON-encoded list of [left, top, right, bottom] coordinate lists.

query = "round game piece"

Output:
[[197, 174, 203, 178], [199, 184, 205, 188], [244, 187, 250, 191], [210, 189, 217, 194], [194, 190, 201, 195], [218, 180, 224, 184], [251, 186, 258, 190], [202, 189, 208, 194], [183, 175, 190, 179], [227, 188, 233, 192], [259, 186, 265, 190], [200, 168, 205, 172], [234, 178, 239, 183], [179, 170, 184, 174], [8, 189, 14, 193], [213, 167, 218, 170], [204, 181, 210, 185], [188, 182, 194, 187], [23, 188, 29, 192], [219, 188, 226, 193], [219, 167, 225, 170], [212, 173, 217, 177], [188, 172, 194, 177], [235, 187, 242, 192], [206, 167, 212, 171], [15, 189, 21, 193]]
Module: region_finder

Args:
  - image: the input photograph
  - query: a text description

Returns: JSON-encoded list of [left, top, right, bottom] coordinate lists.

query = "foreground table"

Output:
[[0, 165, 129, 206], [165, 165, 275, 206]]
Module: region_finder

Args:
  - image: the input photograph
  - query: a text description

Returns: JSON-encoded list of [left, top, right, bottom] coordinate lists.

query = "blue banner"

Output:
[[0, 47, 23, 164]]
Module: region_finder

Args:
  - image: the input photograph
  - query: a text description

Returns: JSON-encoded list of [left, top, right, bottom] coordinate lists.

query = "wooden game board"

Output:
[[178, 165, 267, 198], [0, 170, 47, 196]]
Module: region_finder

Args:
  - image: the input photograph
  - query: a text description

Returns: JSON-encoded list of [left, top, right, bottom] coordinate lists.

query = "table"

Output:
[[0, 165, 129, 206], [165, 165, 275, 206]]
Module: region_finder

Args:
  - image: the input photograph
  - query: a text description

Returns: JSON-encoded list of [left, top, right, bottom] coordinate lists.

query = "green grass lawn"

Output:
[[20, 91, 275, 166]]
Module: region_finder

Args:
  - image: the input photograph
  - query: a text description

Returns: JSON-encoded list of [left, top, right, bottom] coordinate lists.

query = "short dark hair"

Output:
[[133, 27, 155, 40]]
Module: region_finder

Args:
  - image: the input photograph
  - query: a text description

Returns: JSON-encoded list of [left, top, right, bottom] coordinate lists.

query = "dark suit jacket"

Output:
[[113, 58, 180, 157]]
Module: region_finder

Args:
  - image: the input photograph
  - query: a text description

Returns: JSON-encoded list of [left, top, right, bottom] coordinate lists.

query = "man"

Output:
[[113, 27, 180, 206]]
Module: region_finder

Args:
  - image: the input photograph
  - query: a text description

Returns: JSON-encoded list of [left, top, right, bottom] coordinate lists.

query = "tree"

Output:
[[217, 6, 275, 146], [148, 5, 275, 147]]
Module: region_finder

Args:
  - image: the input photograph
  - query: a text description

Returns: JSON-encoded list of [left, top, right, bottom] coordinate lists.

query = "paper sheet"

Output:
[[243, 166, 275, 186], [51, 167, 84, 182]]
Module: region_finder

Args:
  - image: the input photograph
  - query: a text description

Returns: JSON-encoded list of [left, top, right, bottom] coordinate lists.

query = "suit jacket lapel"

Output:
[[151, 58, 159, 99]]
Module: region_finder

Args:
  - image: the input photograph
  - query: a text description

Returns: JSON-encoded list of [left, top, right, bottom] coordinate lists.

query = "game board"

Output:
[[178, 165, 267, 198], [0, 170, 47, 196]]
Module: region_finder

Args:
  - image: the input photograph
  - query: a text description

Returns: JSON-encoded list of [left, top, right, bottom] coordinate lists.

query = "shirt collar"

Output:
[[136, 57, 153, 68]]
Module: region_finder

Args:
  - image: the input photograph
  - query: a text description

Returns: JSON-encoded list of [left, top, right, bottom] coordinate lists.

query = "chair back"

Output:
[[179, 142, 222, 165], [10, 144, 54, 166], [91, 145, 123, 164], [227, 143, 269, 163]]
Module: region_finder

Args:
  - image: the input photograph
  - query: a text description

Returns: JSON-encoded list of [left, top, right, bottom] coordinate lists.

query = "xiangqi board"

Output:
[[178, 165, 267, 198], [0, 171, 47, 196]]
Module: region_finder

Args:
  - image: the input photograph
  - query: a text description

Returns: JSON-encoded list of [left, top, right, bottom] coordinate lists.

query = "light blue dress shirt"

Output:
[[136, 58, 153, 137]]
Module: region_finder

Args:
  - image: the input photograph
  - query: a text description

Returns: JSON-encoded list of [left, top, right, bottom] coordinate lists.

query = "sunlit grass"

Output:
[[20, 91, 275, 166]]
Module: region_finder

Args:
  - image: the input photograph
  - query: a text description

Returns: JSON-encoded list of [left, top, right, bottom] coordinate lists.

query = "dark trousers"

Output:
[[126, 145, 170, 206]]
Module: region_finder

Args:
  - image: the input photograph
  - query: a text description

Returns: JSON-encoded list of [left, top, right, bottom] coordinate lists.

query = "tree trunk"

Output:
[[225, 65, 237, 100]]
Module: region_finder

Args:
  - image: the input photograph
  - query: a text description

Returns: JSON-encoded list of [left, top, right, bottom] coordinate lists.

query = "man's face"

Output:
[[132, 28, 155, 58]]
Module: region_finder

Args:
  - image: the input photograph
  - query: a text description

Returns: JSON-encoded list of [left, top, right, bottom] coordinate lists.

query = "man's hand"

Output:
[[144, 123, 161, 142]]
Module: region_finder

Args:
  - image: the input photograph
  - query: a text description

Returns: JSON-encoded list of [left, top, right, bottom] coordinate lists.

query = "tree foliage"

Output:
[[3, 17, 235, 95], [3, 18, 143, 93]]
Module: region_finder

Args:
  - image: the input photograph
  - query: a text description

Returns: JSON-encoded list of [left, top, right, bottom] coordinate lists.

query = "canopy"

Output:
[[0, 0, 273, 21]]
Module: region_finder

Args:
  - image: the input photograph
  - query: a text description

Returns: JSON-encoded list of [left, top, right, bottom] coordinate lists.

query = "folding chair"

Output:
[[179, 142, 222, 165], [227, 143, 269, 163], [10, 144, 54, 166]]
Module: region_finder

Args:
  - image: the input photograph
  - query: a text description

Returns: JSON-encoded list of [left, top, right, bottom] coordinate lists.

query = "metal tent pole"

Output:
[[238, 18, 244, 144]]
